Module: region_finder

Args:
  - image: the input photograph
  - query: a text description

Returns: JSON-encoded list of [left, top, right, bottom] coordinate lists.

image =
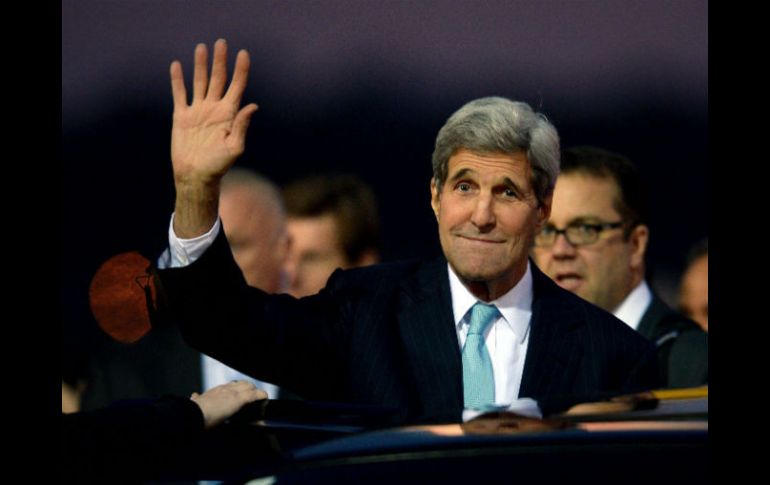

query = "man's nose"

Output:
[[470, 194, 496, 230], [551, 231, 577, 258]]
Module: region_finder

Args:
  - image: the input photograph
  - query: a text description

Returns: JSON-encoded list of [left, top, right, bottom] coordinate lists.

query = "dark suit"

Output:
[[156, 231, 659, 423], [80, 324, 202, 411], [638, 294, 708, 388], [80, 313, 299, 411]]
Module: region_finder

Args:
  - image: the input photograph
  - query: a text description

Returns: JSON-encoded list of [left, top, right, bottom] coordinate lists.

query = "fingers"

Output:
[[175, 40, 251, 107], [192, 43, 209, 103], [224, 49, 251, 106], [207, 38, 228, 100], [252, 388, 269, 401], [225, 380, 268, 401], [228, 103, 259, 153], [169, 60, 187, 111], [240, 384, 268, 402]]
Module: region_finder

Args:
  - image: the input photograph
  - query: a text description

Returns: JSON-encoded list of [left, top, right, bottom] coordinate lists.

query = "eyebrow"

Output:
[[552, 216, 609, 227], [447, 169, 525, 193], [500, 176, 523, 194], [447, 168, 474, 183]]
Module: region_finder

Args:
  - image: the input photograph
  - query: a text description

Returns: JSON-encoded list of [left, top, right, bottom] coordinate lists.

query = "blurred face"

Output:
[[220, 186, 289, 293], [531, 173, 647, 312], [679, 254, 708, 332], [284, 213, 349, 298], [431, 149, 550, 298]]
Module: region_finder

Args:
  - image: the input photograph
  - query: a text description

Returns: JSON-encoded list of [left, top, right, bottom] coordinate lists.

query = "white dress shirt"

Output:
[[448, 262, 539, 419], [612, 280, 653, 331], [200, 353, 279, 398]]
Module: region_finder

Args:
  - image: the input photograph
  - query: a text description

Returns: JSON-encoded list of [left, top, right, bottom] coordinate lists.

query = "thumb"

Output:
[[229, 103, 259, 152]]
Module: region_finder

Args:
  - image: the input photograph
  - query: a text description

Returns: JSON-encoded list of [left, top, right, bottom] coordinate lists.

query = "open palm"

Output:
[[170, 39, 258, 184]]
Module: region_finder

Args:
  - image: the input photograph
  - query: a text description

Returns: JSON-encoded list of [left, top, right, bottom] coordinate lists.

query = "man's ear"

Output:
[[629, 224, 650, 270], [430, 179, 440, 221], [535, 194, 552, 230]]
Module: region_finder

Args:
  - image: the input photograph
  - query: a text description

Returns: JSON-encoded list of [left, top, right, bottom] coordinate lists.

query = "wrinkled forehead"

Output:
[[447, 149, 532, 181]]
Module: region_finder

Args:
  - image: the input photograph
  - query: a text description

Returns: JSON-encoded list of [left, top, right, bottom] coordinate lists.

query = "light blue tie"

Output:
[[462, 302, 500, 409]]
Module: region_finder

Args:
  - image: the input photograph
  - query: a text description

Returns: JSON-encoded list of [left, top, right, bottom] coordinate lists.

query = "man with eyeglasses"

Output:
[[532, 146, 707, 388]]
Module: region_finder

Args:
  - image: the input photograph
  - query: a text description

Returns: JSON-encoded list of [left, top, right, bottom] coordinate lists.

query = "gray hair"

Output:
[[221, 166, 286, 219], [431, 96, 560, 206]]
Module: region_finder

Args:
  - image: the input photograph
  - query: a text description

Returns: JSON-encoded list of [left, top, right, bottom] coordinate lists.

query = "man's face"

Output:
[[284, 213, 349, 298], [220, 186, 289, 293], [431, 149, 550, 294], [679, 254, 708, 332], [531, 173, 646, 312]]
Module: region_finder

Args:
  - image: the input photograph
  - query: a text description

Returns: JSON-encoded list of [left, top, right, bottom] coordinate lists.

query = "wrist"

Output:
[[173, 171, 222, 192], [173, 182, 220, 239]]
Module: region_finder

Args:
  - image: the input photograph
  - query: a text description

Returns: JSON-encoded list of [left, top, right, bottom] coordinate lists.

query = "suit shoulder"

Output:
[[323, 258, 427, 294], [343, 258, 424, 278], [671, 325, 708, 352], [553, 283, 651, 346], [534, 268, 624, 326], [642, 295, 699, 332], [571, 291, 635, 331]]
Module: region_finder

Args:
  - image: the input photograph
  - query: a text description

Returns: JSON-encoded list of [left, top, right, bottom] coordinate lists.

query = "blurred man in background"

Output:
[[77, 167, 289, 412], [679, 238, 708, 332], [282, 173, 380, 297]]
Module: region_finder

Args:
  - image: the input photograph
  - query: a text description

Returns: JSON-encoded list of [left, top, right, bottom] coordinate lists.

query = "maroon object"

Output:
[[89, 251, 155, 343]]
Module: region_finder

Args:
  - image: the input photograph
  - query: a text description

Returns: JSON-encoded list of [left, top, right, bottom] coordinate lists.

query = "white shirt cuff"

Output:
[[462, 398, 542, 422], [158, 213, 221, 269]]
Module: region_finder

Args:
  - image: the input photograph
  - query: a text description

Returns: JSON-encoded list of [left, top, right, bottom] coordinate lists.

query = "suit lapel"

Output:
[[519, 262, 585, 400], [636, 295, 666, 340], [396, 257, 463, 419], [394, 259, 592, 416], [637, 294, 674, 341]]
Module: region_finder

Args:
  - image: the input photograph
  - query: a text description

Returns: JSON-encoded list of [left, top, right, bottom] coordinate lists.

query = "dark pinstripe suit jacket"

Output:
[[157, 230, 658, 423], [637, 294, 708, 388]]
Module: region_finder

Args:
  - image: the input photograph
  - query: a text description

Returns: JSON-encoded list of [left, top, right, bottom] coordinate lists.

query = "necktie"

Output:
[[462, 302, 500, 409]]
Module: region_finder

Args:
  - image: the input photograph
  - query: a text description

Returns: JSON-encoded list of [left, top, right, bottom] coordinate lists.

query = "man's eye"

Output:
[[457, 182, 472, 192], [503, 188, 517, 198]]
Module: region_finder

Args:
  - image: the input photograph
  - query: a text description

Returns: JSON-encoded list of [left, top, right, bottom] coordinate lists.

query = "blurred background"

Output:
[[62, 0, 707, 372]]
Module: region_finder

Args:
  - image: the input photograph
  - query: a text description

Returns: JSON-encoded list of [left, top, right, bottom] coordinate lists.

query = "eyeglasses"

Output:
[[535, 221, 624, 247]]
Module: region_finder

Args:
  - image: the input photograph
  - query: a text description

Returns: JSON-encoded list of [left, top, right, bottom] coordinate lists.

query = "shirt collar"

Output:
[[448, 261, 534, 344], [612, 279, 653, 331]]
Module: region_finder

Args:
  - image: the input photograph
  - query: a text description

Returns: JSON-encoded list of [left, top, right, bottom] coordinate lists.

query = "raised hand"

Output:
[[169, 39, 258, 237]]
